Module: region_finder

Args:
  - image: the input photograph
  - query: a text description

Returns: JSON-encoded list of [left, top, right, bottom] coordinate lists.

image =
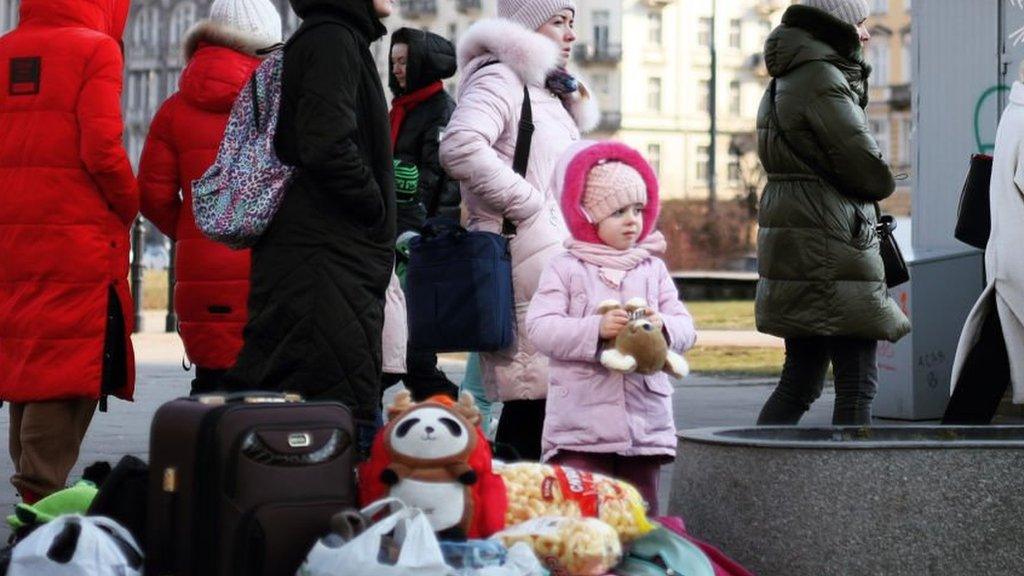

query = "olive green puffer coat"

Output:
[[755, 5, 910, 342]]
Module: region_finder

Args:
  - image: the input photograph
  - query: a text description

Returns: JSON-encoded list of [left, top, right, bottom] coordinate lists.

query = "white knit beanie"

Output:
[[498, 0, 576, 32], [209, 0, 283, 46], [801, 0, 870, 27]]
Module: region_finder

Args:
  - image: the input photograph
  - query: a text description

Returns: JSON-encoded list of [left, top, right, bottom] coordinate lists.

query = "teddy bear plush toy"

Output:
[[597, 298, 689, 379], [358, 391, 508, 540]]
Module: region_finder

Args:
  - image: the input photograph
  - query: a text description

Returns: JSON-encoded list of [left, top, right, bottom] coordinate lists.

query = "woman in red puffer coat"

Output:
[[0, 0, 136, 502], [139, 0, 282, 394]]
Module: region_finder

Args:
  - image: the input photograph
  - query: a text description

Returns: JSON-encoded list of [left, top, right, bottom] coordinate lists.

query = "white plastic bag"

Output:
[[298, 498, 453, 576], [8, 514, 142, 576]]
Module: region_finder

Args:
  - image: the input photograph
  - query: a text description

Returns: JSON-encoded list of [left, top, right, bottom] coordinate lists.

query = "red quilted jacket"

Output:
[[0, 0, 137, 402], [139, 22, 262, 370]]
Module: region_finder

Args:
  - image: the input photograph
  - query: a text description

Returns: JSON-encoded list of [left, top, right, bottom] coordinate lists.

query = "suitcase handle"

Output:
[[194, 391, 303, 405]]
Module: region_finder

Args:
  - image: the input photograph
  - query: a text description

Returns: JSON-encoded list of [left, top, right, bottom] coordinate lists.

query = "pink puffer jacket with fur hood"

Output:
[[440, 18, 599, 402]]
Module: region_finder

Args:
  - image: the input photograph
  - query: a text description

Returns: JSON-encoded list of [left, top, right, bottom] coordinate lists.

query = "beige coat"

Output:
[[951, 82, 1024, 403]]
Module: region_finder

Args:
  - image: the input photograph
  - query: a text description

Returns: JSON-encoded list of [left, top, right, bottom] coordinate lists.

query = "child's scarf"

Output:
[[564, 231, 667, 288]]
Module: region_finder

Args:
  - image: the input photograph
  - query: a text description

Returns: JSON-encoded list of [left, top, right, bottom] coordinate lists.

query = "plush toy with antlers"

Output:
[[598, 298, 689, 379], [358, 391, 508, 540]]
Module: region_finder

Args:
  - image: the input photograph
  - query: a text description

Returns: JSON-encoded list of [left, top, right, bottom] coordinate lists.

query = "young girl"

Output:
[[525, 141, 697, 511]]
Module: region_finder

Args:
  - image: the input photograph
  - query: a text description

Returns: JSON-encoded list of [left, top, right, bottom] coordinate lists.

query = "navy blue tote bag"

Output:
[[406, 81, 532, 353]]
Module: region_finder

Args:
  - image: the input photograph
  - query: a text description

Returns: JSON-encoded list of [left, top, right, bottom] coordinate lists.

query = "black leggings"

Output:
[[494, 399, 546, 462], [943, 310, 1010, 425], [758, 336, 878, 426]]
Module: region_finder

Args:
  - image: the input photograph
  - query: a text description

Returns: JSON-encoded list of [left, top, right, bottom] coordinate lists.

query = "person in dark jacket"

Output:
[[223, 0, 396, 448], [389, 27, 461, 230], [754, 0, 910, 426], [139, 0, 282, 395], [385, 28, 461, 402]]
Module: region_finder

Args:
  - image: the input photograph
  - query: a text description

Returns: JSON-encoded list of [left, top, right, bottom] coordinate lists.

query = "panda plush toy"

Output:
[[359, 392, 507, 540]]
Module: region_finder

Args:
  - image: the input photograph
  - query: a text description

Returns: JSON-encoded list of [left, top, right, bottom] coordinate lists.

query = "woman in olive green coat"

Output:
[[754, 0, 910, 426]]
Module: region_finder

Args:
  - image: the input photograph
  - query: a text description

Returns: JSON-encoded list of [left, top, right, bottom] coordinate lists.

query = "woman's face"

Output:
[[373, 0, 394, 18], [391, 43, 409, 90], [536, 9, 577, 67], [855, 19, 871, 45]]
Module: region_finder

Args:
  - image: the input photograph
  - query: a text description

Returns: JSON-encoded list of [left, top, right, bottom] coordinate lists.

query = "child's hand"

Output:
[[600, 309, 630, 340], [645, 310, 664, 331]]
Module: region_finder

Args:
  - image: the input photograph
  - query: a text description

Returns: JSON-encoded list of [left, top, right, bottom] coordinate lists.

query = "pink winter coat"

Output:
[[527, 254, 697, 461], [440, 18, 599, 402]]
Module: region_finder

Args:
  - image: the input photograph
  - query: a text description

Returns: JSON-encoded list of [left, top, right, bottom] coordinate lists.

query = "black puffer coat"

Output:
[[755, 5, 909, 342], [224, 0, 396, 420], [389, 28, 460, 232]]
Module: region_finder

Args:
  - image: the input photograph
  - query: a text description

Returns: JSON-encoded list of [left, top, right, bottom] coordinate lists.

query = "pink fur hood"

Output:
[[554, 140, 661, 244], [456, 18, 599, 132]]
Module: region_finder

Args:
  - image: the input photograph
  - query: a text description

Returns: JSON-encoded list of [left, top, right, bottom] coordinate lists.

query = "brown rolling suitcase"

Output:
[[145, 392, 356, 576]]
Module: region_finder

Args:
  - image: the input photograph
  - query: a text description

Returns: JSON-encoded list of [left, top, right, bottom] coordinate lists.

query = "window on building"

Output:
[[901, 31, 912, 83], [729, 80, 741, 116], [698, 80, 711, 113], [648, 77, 662, 112], [729, 19, 741, 49], [900, 117, 913, 165], [594, 10, 611, 52], [647, 144, 662, 178], [698, 17, 712, 48], [169, 2, 197, 47], [0, 0, 18, 32], [872, 0, 888, 14], [648, 11, 662, 46], [148, 70, 161, 114], [728, 159, 741, 183], [867, 33, 890, 86], [869, 119, 890, 160], [759, 18, 772, 43], [696, 145, 710, 181], [166, 69, 180, 98]]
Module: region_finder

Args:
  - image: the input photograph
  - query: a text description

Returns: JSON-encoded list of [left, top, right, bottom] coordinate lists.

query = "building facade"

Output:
[[0, 0, 909, 205], [610, 0, 784, 201], [866, 0, 913, 210]]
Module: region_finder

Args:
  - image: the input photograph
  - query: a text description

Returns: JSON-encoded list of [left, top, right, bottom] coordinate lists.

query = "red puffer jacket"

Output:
[[0, 0, 137, 402], [139, 21, 263, 369]]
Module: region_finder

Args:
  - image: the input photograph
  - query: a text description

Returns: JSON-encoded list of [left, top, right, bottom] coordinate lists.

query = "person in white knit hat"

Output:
[[209, 0, 282, 47], [136, 0, 282, 395]]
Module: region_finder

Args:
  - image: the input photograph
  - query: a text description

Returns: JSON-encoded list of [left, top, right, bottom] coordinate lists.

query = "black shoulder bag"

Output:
[[768, 79, 909, 288]]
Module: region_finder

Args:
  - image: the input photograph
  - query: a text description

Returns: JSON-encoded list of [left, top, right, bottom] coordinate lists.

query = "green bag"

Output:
[[614, 525, 715, 576]]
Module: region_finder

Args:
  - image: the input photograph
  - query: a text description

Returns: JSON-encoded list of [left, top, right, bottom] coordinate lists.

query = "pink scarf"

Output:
[[564, 231, 668, 288]]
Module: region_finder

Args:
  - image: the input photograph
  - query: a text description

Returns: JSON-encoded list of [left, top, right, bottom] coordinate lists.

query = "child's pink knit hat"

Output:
[[581, 161, 648, 224], [553, 140, 660, 244]]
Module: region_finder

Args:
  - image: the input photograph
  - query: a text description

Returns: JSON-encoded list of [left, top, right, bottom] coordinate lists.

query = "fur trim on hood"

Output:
[[457, 18, 559, 86], [554, 140, 661, 244], [184, 20, 277, 60], [457, 18, 600, 133]]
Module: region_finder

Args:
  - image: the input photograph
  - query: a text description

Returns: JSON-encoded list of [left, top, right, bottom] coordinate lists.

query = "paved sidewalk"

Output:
[[0, 328, 821, 539]]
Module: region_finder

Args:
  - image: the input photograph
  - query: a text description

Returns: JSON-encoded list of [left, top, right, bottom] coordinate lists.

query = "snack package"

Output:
[[493, 517, 621, 576], [495, 462, 655, 542]]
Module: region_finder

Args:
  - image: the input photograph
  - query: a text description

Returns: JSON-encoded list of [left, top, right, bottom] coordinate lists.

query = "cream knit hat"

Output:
[[582, 161, 648, 224], [498, 0, 576, 32], [801, 0, 870, 26], [209, 0, 283, 46]]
